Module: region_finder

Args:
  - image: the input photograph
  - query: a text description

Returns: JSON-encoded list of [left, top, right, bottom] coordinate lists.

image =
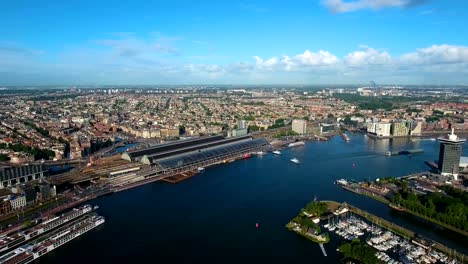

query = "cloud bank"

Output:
[[0, 39, 467, 85], [322, 0, 429, 13]]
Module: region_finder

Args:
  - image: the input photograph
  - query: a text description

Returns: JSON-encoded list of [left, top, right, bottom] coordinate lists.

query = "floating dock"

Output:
[[161, 171, 197, 184]]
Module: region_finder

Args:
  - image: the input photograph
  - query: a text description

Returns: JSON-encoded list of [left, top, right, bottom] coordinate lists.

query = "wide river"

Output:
[[41, 134, 468, 263]]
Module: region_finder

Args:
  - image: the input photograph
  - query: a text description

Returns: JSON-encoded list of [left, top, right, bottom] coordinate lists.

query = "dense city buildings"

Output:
[[1, 86, 468, 165], [0, 86, 467, 263]]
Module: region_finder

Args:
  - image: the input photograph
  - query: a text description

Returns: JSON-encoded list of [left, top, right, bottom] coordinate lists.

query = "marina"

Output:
[[288, 199, 465, 264], [326, 213, 461, 264]]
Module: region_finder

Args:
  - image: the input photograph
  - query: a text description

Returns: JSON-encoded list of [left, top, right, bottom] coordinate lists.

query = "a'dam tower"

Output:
[[438, 128, 466, 180]]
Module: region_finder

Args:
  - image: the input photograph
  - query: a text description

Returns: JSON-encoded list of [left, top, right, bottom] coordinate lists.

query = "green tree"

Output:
[[0, 154, 10, 161]]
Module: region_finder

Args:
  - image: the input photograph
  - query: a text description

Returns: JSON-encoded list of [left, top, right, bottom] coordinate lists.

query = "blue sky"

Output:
[[1, 0, 468, 85]]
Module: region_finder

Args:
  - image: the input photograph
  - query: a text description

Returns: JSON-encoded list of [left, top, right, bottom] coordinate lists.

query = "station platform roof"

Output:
[[144, 137, 268, 169]]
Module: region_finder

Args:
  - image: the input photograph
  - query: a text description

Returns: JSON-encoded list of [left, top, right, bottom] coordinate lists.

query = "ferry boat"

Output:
[[335, 179, 348, 185], [197, 167, 205, 172], [0, 214, 105, 264], [341, 133, 350, 142], [256, 151, 265, 155], [272, 150, 281, 155], [290, 158, 300, 164], [388, 203, 405, 212], [288, 141, 305, 148], [0, 204, 93, 254]]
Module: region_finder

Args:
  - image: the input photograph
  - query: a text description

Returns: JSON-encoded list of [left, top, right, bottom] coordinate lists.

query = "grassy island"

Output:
[[285, 201, 331, 243]]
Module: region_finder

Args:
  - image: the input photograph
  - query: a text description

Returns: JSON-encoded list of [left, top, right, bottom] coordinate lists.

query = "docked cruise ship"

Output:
[[0, 214, 105, 264], [0, 204, 93, 254]]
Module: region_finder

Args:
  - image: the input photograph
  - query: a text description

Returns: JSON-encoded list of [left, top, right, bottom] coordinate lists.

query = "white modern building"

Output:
[[238, 120, 247, 130], [375, 123, 391, 137], [292, 119, 307, 135], [367, 122, 391, 137], [367, 122, 377, 134], [9, 195, 26, 210]]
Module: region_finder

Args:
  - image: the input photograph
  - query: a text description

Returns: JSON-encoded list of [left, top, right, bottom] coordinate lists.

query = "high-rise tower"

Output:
[[438, 128, 465, 180]]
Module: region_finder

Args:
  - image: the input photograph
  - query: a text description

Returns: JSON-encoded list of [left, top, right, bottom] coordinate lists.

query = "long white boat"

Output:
[[272, 150, 281, 155], [0, 214, 105, 264], [0, 204, 93, 254]]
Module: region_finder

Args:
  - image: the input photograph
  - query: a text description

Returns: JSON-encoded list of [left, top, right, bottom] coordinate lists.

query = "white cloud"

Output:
[[344, 46, 392, 66], [254, 50, 338, 71], [400, 44, 468, 65], [239, 3, 269, 13], [419, 8, 435, 15], [254, 56, 280, 70], [2, 40, 468, 85], [96, 35, 179, 58], [322, 0, 429, 13], [291, 50, 338, 66]]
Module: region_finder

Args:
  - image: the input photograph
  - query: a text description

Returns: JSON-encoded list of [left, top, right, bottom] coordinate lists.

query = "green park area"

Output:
[[338, 239, 382, 264], [285, 201, 330, 243]]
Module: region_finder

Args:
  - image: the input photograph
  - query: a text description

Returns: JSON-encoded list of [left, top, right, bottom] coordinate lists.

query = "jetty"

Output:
[[319, 243, 327, 257]]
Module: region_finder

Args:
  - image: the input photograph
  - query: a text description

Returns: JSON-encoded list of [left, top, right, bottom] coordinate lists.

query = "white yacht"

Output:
[[272, 150, 281, 155], [290, 158, 300, 164]]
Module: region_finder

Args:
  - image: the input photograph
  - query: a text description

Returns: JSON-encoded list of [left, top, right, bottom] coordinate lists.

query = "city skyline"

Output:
[[1, 0, 468, 85]]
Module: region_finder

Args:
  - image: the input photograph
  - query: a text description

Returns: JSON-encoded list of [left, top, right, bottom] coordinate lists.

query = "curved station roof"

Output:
[[122, 135, 269, 170]]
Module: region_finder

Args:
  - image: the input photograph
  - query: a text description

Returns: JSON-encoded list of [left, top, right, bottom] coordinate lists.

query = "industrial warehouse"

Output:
[[122, 135, 269, 175]]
